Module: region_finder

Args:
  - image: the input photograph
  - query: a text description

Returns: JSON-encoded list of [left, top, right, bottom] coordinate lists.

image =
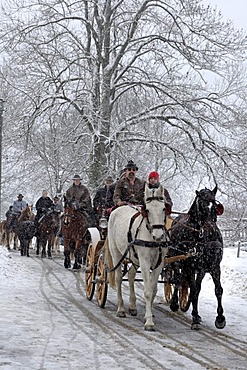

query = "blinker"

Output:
[[216, 202, 224, 216]]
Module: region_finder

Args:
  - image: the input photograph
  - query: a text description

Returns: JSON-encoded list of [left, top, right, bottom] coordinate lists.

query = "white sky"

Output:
[[204, 0, 247, 30]]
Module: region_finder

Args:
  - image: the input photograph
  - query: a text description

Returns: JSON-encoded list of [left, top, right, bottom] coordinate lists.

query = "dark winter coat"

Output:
[[35, 196, 54, 217], [65, 183, 92, 213], [93, 184, 115, 210], [113, 177, 145, 205]]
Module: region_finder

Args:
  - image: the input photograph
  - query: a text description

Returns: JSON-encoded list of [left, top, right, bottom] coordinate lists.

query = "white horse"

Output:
[[107, 183, 169, 331]]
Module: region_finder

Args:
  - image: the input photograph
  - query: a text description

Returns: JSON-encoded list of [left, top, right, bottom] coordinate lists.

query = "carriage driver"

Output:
[[64, 174, 93, 217], [147, 171, 173, 215], [113, 160, 145, 206]]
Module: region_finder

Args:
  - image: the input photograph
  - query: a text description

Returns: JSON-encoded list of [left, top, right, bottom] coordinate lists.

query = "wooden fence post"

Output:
[[237, 241, 241, 258]]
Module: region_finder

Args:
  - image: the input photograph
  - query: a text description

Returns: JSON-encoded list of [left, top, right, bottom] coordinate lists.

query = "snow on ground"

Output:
[[0, 243, 246, 369]]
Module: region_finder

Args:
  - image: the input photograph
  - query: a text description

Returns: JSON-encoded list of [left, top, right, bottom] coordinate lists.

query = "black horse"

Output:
[[169, 185, 226, 330]]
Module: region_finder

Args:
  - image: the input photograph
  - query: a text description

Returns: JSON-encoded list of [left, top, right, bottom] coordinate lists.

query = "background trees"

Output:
[[0, 0, 247, 225]]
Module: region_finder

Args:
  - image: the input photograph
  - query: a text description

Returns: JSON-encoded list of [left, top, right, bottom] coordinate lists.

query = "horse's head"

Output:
[[18, 205, 35, 222], [144, 184, 167, 241], [194, 185, 223, 223]]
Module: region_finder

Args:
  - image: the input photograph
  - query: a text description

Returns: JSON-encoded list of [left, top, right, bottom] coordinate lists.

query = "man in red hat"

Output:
[[148, 171, 173, 215], [113, 160, 145, 206]]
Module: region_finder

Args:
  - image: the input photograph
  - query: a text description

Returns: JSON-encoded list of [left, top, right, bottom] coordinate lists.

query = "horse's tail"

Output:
[[104, 237, 115, 289]]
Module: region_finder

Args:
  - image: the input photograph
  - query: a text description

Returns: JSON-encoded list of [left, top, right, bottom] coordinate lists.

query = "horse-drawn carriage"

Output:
[[84, 184, 226, 331]]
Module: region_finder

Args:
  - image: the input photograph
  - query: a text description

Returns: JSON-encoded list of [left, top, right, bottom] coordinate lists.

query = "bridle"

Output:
[[145, 194, 166, 237]]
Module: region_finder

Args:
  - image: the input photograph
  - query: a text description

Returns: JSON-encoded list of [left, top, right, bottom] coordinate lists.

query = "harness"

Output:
[[108, 204, 168, 273]]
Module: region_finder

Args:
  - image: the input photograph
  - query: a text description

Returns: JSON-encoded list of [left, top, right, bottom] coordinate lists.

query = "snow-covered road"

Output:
[[0, 245, 246, 369]]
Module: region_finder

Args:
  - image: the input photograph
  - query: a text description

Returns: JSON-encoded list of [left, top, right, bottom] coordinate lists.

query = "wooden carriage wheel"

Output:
[[164, 282, 174, 303], [96, 252, 108, 308], [85, 243, 96, 300], [179, 283, 190, 312]]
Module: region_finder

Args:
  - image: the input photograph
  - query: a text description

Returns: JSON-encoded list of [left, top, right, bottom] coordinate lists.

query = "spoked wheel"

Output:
[[96, 252, 108, 308], [163, 265, 175, 303], [85, 244, 96, 300], [179, 283, 190, 312], [164, 282, 174, 303]]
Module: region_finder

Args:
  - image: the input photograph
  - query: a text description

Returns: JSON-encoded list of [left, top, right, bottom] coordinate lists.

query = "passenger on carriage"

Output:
[[147, 171, 173, 215], [64, 174, 92, 217], [7, 194, 28, 228], [113, 160, 145, 206], [93, 175, 115, 211], [35, 190, 54, 225]]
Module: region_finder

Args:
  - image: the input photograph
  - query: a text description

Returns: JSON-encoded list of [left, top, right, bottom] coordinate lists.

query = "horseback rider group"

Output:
[[4, 159, 173, 239]]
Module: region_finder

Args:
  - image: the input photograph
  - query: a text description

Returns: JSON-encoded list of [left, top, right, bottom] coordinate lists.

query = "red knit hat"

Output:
[[148, 171, 160, 181]]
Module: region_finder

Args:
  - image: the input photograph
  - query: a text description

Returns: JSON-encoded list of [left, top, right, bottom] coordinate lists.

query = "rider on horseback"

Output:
[[6, 194, 28, 229], [113, 160, 145, 206], [35, 190, 54, 229], [65, 174, 92, 219]]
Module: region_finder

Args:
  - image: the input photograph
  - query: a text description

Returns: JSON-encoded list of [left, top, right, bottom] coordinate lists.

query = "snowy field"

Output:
[[0, 243, 246, 369]]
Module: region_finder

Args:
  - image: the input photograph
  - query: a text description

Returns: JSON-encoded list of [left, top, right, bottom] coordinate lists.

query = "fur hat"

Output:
[[72, 174, 82, 180], [148, 171, 160, 181], [105, 176, 114, 183], [124, 160, 138, 171]]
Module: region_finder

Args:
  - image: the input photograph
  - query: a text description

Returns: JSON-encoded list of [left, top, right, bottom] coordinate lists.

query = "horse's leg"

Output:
[[73, 240, 82, 269], [13, 234, 18, 250], [6, 231, 10, 250], [47, 236, 52, 258], [169, 265, 181, 312], [190, 270, 205, 330], [26, 239, 30, 257], [211, 267, 226, 329], [128, 265, 137, 316], [41, 239, 47, 258], [63, 237, 71, 268], [36, 237, 40, 255], [140, 263, 160, 331], [115, 265, 126, 317]]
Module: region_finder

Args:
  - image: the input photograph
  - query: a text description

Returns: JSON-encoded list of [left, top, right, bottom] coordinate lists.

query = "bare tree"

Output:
[[1, 0, 247, 200]]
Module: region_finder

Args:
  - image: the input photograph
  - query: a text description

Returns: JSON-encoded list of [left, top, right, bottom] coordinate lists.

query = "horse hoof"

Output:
[[73, 264, 81, 270], [215, 316, 226, 329], [129, 308, 137, 316], [191, 322, 201, 330], [144, 325, 156, 332], [117, 311, 126, 318], [170, 303, 179, 312]]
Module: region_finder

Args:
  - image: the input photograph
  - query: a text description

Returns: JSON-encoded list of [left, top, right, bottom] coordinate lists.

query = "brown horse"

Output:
[[4, 206, 35, 252], [36, 210, 61, 258], [62, 202, 89, 269]]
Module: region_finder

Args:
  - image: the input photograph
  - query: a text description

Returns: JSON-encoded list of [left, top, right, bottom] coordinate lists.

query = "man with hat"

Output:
[[53, 196, 64, 214], [148, 171, 173, 215], [7, 194, 28, 229], [65, 174, 92, 216], [93, 176, 115, 211], [113, 160, 145, 206]]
